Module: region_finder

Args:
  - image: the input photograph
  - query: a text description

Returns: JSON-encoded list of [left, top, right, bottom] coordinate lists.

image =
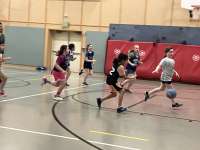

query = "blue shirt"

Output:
[[85, 50, 94, 61]]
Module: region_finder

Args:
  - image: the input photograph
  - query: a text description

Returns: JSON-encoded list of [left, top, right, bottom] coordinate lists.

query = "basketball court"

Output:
[[0, 68, 199, 150]]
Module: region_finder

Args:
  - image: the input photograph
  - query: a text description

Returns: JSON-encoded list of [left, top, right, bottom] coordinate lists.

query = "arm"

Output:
[[54, 56, 66, 73], [128, 59, 137, 67], [174, 69, 180, 78], [117, 65, 134, 79], [152, 59, 163, 73], [117, 65, 126, 78], [0, 55, 11, 63], [54, 63, 66, 73]]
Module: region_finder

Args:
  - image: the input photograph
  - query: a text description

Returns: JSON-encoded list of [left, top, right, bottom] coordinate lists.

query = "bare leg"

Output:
[[101, 85, 117, 102], [55, 81, 66, 96], [0, 71, 7, 92], [66, 68, 71, 81], [149, 82, 166, 95], [83, 69, 89, 84], [118, 88, 126, 107], [97, 85, 117, 109], [145, 82, 166, 101]]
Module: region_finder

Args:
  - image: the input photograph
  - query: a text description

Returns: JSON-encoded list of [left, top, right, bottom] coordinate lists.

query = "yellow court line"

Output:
[[90, 130, 149, 142]]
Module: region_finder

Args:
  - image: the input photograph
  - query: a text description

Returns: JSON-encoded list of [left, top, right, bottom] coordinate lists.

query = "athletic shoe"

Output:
[[79, 69, 84, 75], [41, 77, 48, 86], [0, 91, 7, 97], [144, 91, 149, 101], [172, 103, 183, 108], [117, 107, 127, 113], [82, 82, 88, 85], [97, 98, 102, 109], [53, 95, 64, 101]]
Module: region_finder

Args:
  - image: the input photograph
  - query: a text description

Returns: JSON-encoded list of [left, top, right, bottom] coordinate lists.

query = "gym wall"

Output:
[[5, 26, 44, 66], [0, 0, 199, 67]]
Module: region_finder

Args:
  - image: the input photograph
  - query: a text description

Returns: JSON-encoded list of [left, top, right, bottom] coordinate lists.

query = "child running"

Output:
[[82, 44, 96, 85], [96, 53, 130, 113], [144, 47, 183, 108], [42, 45, 68, 100]]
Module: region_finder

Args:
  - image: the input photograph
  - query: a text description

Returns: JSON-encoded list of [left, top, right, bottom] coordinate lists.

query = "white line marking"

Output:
[[0, 82, 104, 103], [0, 125, 140, 150], [6, 71, 38, 75], [7, 76, 71, 83]]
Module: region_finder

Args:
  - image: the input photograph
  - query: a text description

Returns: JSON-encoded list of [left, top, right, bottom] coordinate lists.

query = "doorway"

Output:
[[49, 30, 82, 72]]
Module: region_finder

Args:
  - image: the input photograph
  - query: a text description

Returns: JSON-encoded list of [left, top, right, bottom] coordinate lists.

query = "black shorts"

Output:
[[161, 80, 172, 84], [126, 64, 136, 75], [106, 76, 122, 91], [83, 61, 92, 70]]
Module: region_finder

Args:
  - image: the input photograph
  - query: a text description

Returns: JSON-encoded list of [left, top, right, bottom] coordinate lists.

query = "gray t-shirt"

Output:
[[159, 57, 175, 81]]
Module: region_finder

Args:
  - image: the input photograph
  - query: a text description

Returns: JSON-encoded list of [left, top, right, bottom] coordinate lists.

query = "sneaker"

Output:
[[53, 95, 64, 101], [97, 98, 102, 109], [79, 69, 84, 75], [144, 91, 149, 101], [41, 77, 48, 86], [0, 91, 7, 97], [82, 82, 88, 85], [172, 103, 183, 108], [117, 107, 127, 113]]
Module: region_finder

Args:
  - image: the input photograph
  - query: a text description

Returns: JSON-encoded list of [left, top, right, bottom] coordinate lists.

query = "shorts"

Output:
[[83, 61, 92, 70], [126, 64, 136, 75], [161, 80, 172, 84], [52, 71, 65, 81], [106, 76, 122, 91]]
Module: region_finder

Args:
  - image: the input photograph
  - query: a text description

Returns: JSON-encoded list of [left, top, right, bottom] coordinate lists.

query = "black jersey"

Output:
[[126, 51, 140, 73], [107, 63, 120, 83], [85, 50, 94, 61], [0, 33, 5, 54], [106, 63, 123, 91], [0, 33, 5, 45]]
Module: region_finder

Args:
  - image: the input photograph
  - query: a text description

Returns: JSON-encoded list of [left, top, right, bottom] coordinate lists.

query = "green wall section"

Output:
[[5, 26, 45, 66], [85, 31, 108, 73]]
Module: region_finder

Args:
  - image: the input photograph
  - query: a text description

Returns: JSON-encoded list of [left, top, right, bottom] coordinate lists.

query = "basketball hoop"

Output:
[[191, 5, 200, 20]]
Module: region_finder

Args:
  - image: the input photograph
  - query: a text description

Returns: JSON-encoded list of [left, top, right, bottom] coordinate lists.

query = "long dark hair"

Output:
[[69, 43, 75, 51], [113, 53, 128, 66], [164, 47, 172, 57], [57, 45, 67, 56]]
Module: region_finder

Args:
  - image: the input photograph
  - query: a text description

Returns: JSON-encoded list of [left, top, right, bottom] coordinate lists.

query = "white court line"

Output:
[[0, 82, 104, 103], [6, 71, 39, 75], [7, 76, 74, 83], [0, 125, 140, 150]]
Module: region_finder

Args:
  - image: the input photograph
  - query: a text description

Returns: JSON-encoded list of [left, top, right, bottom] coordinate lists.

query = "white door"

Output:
[[51, 31, 81, 72], [51, 31, 69, 69]]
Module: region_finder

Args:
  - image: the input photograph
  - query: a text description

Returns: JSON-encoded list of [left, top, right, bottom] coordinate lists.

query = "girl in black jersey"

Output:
[[96, 53, 129, 113], [82, 44, 96, 85]]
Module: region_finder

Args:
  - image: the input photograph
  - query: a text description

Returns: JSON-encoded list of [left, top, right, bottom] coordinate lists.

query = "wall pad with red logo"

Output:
[[104, 40, 200, 84]]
